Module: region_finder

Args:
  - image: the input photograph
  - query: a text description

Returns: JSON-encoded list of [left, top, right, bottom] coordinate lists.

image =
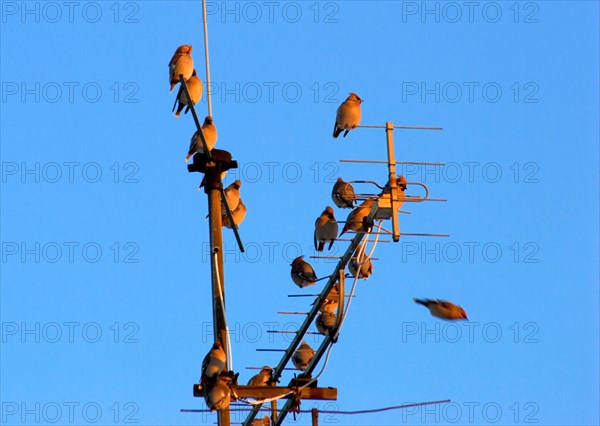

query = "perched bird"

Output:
[[333, 93, 363, 138], [314, 206, 338, 252], [173, 69, 203, 117], [340, 199, 375, 236], [290, 256, 318, 288], [349, 249, 373, 279], [186, 116, 218, 161], [205, 378, 231, 412], [223, 180, 242, 212], [200, 341, 227, 386], [169, 44, 194, 92], [331, 177, 356, 208], [382, 175, 408, 209], [247, 366, 273, 387], [414, 298, 468, 321], [319, 284, 340, 313], [222, 198, 246, 229], [252, 416, 271, 426], [292, 341, 315, 371], [316, 311, 337, 336]]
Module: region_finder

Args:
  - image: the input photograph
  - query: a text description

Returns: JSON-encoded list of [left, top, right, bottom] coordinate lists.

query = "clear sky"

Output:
[[1, 1, 599, 425]]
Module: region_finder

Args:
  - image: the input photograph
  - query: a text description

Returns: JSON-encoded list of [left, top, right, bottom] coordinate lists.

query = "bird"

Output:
[[414, 298, 468, 321], [252, 416, 271, 426], [314, 206, 338, 252], [247, 366, 273, 387], [316, 311, 337, 336], [340, 199, 375, 236], [173, 69, 203, 117], [331, 177, 356, 208], [319, 284, 340, 313], [186, 116, 218, 161], [169, 44, 194, 92], [205, 379, 231, 412], [200, 341, 227, 386], [223, 180, 242, 212], [222, 198, 246, 229], [333, 93, 363, 138], [290, 256, 318, 288], [382, 175, 408, 209], [349, 248, 373, 279], [292, 341, 315, 370]]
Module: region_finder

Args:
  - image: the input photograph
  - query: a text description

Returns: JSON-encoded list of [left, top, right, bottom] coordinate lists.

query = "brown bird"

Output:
[[186, 116, 218, 161], [382, 175, 407, 209], [349, 246, 373, 280], [222, 198, 246, 229], [247, 366, 273, 387], [173, 69, 203, 117], [331, 177, 356, 208], [414, 298, 468, 321], [333, 93, 363, 138], [169, 45, 194, 92], [316, 311, 337, 336], [314, 206, 338, 252], [290, 256, 318, 288], [292, 341, 315, 370], [340, 199, 375, 236], [200, 341, 227, 386]]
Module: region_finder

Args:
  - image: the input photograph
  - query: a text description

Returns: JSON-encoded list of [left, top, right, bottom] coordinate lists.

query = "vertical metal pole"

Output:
[[205, 166, 230, 426], [271, 400, 277, 424], [201, 0, 213, 117], [311, 408, 318, 426], [386, 122, 400, 242]]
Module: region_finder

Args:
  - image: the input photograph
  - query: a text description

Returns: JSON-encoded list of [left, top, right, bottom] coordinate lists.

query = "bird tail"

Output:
[[343, 129, 350, 138], [413, 298, 427, 306], [333, 123, 342, 139], [318, 241, 325, 252]]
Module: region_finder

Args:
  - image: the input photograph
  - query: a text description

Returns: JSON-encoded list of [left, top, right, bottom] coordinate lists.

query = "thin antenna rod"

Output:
[[202, 0, 213, 117]]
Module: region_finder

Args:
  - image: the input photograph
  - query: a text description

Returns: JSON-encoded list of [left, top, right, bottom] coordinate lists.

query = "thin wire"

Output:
[[182, 399, 451, 415], [213, 251, 232, 370], [201, 0, 212, 116]]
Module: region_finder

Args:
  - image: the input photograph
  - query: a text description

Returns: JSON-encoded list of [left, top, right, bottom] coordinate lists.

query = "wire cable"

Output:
[[201, 0, 212, 117]]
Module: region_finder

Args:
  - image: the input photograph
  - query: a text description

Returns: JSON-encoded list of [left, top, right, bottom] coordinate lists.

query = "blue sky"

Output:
[[1, 1, 598, 425]]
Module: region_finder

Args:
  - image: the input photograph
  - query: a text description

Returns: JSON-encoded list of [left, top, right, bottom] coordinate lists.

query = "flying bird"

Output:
[[186, 116, 218, 161], [340, 199, 375, 236], [200, 341, 227, 386], [247, 366, 273, 387], [222, 198, 246, 229], [290, 256, 318, 288], [292, 341, 315, 371], [414, 298, 468, 321], [333, 93, 363, 138], [331, 177, 356, 208], [173, 69, 203, 117], [314, 206, 338, 252], [169, 44, 194, 92]]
